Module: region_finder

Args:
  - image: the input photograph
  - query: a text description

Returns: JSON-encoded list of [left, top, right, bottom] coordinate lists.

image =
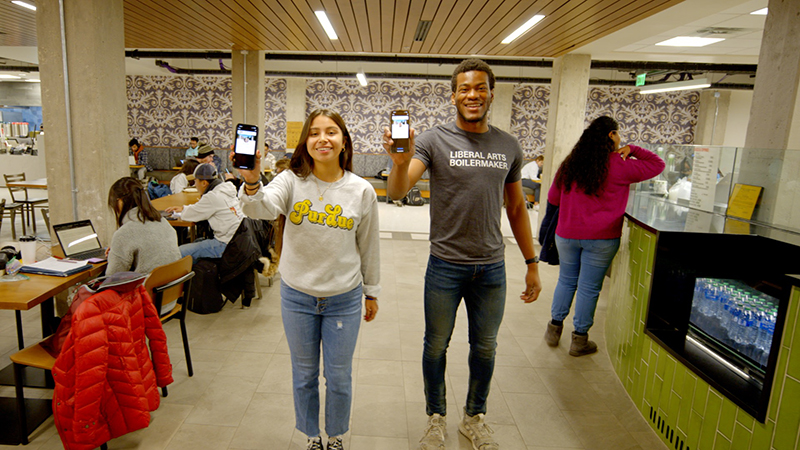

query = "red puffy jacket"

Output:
[[52, 280, 173, 450]]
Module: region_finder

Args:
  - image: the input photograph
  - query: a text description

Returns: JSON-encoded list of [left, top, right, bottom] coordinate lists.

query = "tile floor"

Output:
[[0, 195, 668, 449]]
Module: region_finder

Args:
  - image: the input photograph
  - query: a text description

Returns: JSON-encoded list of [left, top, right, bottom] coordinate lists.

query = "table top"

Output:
[[0, 263, 106, 311], [151, 191, 201, 227], [5, 177, 47, 189]]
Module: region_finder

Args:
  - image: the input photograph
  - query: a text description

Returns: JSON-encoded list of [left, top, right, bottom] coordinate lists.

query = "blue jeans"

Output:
[[179, 238, 227, 263], [281, 281, 362, 438], [551, 236, 621, 333], [422, 255, 506, 417]]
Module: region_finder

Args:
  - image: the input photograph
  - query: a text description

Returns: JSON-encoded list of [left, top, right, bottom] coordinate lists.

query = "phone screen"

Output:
[[391, 111, 409, 153], [233, 124, 258, 169]]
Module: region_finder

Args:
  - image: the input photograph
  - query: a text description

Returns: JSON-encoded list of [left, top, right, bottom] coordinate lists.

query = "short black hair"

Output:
[[128, 138, 139, 147], [190, 136, 199, 142], [451, 58, 495, 92]]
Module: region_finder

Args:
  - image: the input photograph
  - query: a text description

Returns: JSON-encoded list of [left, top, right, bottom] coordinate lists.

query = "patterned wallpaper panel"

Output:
[[126, 75, 287, 150], [306, 79, 455, 155], [510, 85, 700, 159]]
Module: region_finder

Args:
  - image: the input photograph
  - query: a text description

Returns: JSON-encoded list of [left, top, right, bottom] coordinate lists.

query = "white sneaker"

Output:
[[307, 436, 323, 450], [458, 410, 498, 450], [419, 414, 446, 449]]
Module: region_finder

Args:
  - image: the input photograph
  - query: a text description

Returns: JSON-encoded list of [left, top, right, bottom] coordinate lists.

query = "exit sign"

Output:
[[636, 73, 647, 86]]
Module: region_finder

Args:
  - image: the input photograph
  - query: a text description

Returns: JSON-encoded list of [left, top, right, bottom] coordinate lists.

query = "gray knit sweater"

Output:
[[106, 207, 182, 275]]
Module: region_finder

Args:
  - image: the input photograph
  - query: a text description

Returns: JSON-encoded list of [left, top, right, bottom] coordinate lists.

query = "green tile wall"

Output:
[[605, 220, 800, 450]]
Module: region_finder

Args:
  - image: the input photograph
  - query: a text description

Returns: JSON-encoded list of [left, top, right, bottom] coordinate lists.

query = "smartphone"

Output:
[[233, 123, 259, 170], [390, 110, 410, 153]]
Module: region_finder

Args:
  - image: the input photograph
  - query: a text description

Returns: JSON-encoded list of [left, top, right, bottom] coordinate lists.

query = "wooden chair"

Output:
[[9, 343, 55, 445], [144, 255, 195, 397], [0, 196, 26, 239], [4, 173, 47, 233]]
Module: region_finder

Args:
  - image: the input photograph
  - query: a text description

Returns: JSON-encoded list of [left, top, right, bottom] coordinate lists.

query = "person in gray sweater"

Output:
[[106, 177, 181, 276]]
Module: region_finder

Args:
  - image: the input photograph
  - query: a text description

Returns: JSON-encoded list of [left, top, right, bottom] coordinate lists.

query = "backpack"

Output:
[[147, 181, 172, 200], [187, 258, 225, 314], [406, 187, 424, 206]]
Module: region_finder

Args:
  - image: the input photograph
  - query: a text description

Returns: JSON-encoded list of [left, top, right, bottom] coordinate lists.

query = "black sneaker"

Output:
[[307, 436, 323, 450], [327, 436, 343, 450]]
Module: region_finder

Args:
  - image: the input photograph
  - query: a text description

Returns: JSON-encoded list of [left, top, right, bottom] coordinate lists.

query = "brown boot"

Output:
[[569, 332, 598, 356], [544, 321, 563, 347]]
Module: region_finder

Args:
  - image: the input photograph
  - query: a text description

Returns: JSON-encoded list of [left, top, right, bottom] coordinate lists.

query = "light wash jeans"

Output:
[[179, 237, 227, 263], [281, 281, 362, 438], [422, 255, 506, 417], [551, 236, 621, 333]]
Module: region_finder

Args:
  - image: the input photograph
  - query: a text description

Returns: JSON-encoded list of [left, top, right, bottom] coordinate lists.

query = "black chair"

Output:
[[4, 173, 47, 233], [0, 197, 26, 239]]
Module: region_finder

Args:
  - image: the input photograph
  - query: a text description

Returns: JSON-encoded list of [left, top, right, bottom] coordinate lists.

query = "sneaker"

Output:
[[458, 410, 499, 450], [307, 436, 323, 450], [327, 436, 343, 450], [419, 413, 447, 449]]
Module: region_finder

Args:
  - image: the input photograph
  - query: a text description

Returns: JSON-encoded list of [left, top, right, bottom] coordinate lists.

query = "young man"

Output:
[[384, 58, 542, 450], [185, 137, 201, 159], [197, 144, 235, 181], [165, 163, 243, 262], [521, 155, 544, 207], [128, 138, 151, 179]]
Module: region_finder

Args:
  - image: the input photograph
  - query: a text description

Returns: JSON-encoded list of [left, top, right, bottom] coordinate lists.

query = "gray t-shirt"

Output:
[[414, 122, 523, 264]]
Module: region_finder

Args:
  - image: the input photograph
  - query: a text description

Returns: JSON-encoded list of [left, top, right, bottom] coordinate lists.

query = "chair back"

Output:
[[4, 172, 28, 202], [0, 198, 4, 234], [144, 255, 194, 317]]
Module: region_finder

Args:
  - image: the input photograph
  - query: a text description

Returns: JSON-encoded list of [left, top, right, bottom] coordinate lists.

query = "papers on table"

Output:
[[20, 257, 92, 277]]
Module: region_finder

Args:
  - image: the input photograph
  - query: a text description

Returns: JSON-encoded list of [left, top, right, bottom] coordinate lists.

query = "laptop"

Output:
[[53, 220, 107, 261]]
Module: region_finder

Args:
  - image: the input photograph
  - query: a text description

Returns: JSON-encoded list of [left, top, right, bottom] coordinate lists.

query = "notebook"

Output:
[[53, 220, 107, 261]]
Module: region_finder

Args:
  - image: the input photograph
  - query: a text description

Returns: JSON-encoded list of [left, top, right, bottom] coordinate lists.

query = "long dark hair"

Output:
[[554, 116, 619, 196], [108, 177, 162, 227], [179, 158, 200, 176], [290, 109, 353, 179]]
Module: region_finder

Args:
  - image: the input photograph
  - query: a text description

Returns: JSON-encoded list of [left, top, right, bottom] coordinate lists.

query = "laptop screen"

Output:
[[54, 221, 102, 257]]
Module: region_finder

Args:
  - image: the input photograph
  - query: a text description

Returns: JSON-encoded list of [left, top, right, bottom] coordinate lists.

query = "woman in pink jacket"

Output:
[[544, 116, 664, 356]]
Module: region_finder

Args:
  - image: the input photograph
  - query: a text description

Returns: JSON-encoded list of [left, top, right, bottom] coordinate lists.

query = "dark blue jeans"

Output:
[[422, 255, 506, 417]]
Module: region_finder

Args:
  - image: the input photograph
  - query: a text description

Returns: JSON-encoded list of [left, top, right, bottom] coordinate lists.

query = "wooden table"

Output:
[[0, 262, 106, 445], [5, 177, 47, 189], [151, 191, 202, 240]]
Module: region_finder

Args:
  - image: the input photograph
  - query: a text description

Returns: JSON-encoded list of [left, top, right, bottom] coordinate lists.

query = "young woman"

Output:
[[170, 158, 199, 194], [106, 177, 181, 277], [545, 116, 664, 356], [237, 109, 380, 450]]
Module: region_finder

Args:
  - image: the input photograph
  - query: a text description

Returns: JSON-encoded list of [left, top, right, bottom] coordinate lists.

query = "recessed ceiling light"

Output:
[[656, 36, 725, 47], [0, 74, 21, 79], [315, 11, 338, 40], [501, 15, 545, 44], [750, 8, 768, 15], [11, 1, 36, 11], [356, 72, 367, 87]]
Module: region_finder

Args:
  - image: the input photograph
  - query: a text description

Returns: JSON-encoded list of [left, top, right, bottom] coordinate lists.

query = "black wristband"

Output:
[[525, 256, 539, 265]]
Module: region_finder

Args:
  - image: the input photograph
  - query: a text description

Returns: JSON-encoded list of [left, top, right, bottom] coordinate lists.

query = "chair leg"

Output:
[[100, 443, 108, 450], [13, 362, 29, 445], [254, 270, 262, 299], [30, 206, 37, 233], [180, 317, 193, 377], [161, 386, 168, 397]]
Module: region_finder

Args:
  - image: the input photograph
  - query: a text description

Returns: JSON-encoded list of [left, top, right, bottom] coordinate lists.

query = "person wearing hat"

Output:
[[165, 163, 243, 261], [170, 159, 200, 194], [197, 144, 235, 181]]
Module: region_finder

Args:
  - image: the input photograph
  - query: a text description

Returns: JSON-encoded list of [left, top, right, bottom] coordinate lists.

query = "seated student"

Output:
[[128, 138, 151, 180], [522, 155, 544, 207], [170, 159, 200, 194], [165, 163, 244, 262], [185, 137, 201, 159], [105, 177, 181, 276], [197, 144, 235, 181]]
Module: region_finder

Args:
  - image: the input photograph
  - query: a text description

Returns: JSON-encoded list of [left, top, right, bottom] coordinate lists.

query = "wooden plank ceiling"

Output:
[[1, 0, 685, 58]]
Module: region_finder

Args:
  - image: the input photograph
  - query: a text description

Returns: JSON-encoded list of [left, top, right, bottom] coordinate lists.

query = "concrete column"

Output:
[[694, 90, 730, 146], [36, 0, 128, 244], [490, 83, 514, 133], [231, 50, 266, 140], [541, 54, 591, 204], [284, 77, 306, 151], [741, 0, 800, 228]]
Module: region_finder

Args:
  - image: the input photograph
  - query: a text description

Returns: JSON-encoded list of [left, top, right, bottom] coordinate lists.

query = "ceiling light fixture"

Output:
[[656, 36, 724, 47], [356, 72, 367, 87], [0, 74, 21, 79], [11, 1, 36, 11], [639, 78, 710, 94], [501, 14, 545, 44], [315, 11, 338, 40], [750, 8, 768, 15]]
